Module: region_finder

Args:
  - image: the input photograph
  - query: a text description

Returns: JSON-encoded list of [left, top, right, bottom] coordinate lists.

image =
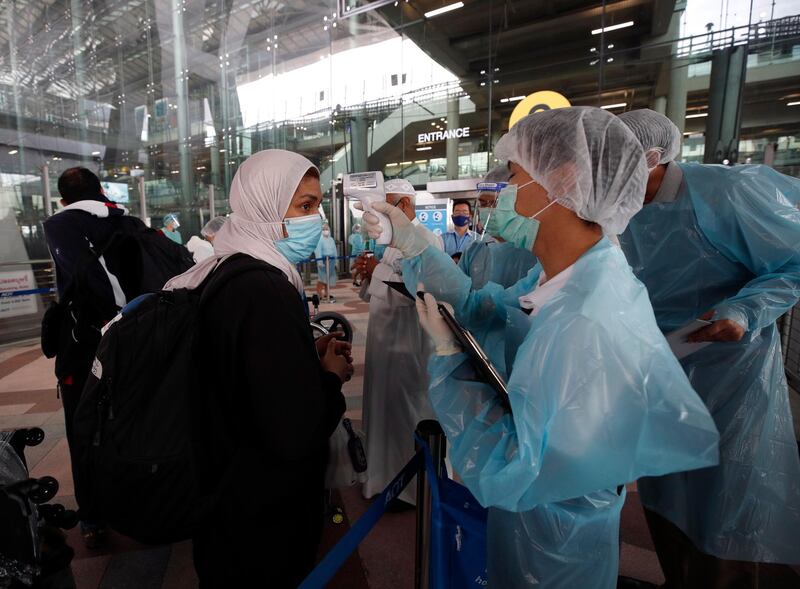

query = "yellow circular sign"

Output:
[[509, 91, 571, 129]]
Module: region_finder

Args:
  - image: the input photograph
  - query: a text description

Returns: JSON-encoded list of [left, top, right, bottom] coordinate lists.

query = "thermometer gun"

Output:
[[343, 172, 393, 245]]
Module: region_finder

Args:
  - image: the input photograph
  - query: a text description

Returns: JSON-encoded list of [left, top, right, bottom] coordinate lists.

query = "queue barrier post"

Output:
[[414, 420, 446, 589]]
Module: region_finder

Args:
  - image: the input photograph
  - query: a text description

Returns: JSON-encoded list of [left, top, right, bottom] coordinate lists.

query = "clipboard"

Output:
[[384, 281, 510, 404], [665, 319, 713, 360]]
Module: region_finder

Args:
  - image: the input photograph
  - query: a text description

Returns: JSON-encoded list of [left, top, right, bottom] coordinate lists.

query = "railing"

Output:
[[780, 307, 800, 392], [298, 420, 447, 589], [677, 15, 800, 58]]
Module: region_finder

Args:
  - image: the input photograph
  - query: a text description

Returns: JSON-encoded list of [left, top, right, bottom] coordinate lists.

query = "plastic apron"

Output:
[[619, 163, 800, 563], [426, 239, 719, 587], [361, 246, 437, 504]]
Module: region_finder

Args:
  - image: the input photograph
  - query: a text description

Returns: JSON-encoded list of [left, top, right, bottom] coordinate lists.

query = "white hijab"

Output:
[[164, 149, 319, 293]]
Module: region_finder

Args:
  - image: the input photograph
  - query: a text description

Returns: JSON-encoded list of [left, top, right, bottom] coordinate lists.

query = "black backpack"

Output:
[[41, 215, 194, 374], [98, 216, 195, 300], [72, 256, 269, 544]]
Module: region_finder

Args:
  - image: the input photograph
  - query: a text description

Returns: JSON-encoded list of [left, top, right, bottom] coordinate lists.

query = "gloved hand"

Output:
[[359, 201, 431, 258], [415, 289, 461, 356]]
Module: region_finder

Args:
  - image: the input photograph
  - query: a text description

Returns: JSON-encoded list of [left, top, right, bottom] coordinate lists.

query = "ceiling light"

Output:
[[8, 149, 18, 154], [508, 96, 525, 102], [601, 102, 627, 109], [686, 112, 708, 118], [171, 170, 180, 174], [607, 57, 614, 62], [608, 43, 614, 49], [399, 161, 412, 166], [500, 98, 509, 103], [386, 163, 399, 167], [480, 82, 486, 87], [590, 47, 597, 53], [424, 2, 464, 19], [414, 160, 428, 164], [591, 21, 634, 35], [91, 151, 101, 155], [416, 146, 432, 151], [787, 101, 800, 106]]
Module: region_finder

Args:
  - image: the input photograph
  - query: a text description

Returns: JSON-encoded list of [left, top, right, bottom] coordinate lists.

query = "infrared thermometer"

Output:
[[343, 172, 393, 245]]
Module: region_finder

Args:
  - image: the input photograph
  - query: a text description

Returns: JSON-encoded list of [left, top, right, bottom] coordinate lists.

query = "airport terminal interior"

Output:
[[1, 0, 800, 587]]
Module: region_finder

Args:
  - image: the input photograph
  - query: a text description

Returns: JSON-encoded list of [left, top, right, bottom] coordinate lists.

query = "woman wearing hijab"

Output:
[[165, 149, 352, 587]]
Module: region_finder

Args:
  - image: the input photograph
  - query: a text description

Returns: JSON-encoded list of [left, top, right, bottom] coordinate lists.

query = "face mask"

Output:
[[275, 214, 323, 263], [322, 229, 331, 237], [452, 214, 471, 227], [491, 181, 558, 250]]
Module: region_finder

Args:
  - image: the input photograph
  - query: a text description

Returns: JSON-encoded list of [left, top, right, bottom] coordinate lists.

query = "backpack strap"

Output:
[[197, 254, 276, 306]]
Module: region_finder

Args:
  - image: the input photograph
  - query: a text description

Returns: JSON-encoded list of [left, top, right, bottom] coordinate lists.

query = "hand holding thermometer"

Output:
[[343, 172, 393, 245]]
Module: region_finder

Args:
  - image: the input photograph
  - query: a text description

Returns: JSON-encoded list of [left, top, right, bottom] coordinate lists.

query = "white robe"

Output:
[[361, 227, 443, 503]]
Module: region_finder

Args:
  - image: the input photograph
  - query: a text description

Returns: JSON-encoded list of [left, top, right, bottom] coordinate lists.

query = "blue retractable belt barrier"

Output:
[[298, 450, 424, 589], [0, 288, 55, 298]]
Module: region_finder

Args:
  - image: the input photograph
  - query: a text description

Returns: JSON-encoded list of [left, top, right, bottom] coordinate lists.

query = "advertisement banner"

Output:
[[0, 270, 38, 318]]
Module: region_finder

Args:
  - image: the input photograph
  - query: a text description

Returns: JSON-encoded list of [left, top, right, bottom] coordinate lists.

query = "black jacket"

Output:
[[192, 254, 346, 585], [43, 207, 148, 320]]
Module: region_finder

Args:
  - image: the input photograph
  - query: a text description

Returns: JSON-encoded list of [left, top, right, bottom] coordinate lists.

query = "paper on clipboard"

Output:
[[666, 319, 713, 360]]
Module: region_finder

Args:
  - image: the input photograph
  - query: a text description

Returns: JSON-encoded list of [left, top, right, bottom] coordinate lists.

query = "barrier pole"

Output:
[[325, 257, 332, 303], [414, 420, 446, 589]]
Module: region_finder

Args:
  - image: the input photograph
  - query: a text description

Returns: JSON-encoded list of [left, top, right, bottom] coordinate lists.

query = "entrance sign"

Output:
[[418, 127, 471, 144]]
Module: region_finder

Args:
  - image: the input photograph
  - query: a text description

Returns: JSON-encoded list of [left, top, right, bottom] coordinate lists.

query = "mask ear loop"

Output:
[[528, 197, 560, 220]]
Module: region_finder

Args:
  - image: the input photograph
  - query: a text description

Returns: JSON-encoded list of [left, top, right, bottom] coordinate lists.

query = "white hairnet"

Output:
[[201, 216, 227, 238], [494, 106, 648, 235], [483, 165, 511, 184], [618, 109, 682, 170], [384, 178, 416, 197]]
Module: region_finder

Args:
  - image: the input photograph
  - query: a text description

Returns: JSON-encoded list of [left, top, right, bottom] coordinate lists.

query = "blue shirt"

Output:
[[442, 230, 479, 256]]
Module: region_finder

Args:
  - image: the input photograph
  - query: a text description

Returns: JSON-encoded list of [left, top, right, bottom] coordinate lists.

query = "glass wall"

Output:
[[0, 0, 799, 339]]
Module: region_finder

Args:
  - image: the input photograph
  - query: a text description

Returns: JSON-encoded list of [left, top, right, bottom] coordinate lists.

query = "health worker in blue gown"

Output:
[[363, 107, 720, 588], [618, 109, 800, 587], [458, 165, 538, 290]]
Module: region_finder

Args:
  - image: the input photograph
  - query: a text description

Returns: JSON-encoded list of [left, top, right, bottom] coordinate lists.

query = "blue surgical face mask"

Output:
[[492, 181, 558, 250], [275, 213, 323, 263], [452, 214, 471, 227]]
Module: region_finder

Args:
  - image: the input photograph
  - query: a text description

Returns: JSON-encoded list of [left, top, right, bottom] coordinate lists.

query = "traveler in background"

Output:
[[349, 224, 365, 285], [365, 107, 719, 587], [165, 149, 351, 587], [442, 199, 479, 256], [186, 216, 226, 263], [618, 108, 800, 587], [348, 223, 365, 257], [42, 167, 149, 548], [161, 213, 183, 244], [315, 223, 338, 302], [356, 178, 443, 508]]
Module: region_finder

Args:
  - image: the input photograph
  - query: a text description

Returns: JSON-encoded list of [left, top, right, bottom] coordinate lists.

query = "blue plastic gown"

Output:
[[422, 238, 720, 587], [458, 239, 538, 290], [348, 233, 365, 257], [619, 163, 800, 563], [314, 235, 338, 287], [404, 245, 542, 376]]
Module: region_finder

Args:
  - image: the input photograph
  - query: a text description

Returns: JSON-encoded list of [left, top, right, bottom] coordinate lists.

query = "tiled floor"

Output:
[[2, 281, 799, 588]]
